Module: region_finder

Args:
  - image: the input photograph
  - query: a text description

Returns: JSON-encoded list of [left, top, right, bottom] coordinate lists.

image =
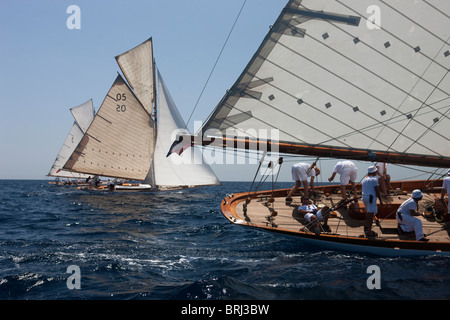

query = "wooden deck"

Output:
[[221, 183, 450, 255]]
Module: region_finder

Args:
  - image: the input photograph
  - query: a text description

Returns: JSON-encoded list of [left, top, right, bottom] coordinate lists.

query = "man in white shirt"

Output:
[[361, 165, 383, 237], [286, 162, 320, 201], [441, 169, 450, 215], [396, 189, 428, 241], [328, 160, 357, 200], [298, 197, 331, 234]]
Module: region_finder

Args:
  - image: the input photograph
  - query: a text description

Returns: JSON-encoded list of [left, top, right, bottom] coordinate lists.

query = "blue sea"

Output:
[[1, 180, 449, 304]]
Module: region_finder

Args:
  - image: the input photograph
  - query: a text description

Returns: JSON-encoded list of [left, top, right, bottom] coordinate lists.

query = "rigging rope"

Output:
[[186, 0, 248, 129], [387, 35, 450, 155]]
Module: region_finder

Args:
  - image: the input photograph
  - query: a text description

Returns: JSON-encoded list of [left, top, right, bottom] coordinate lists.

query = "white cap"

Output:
[[368, 165, 377, 174], [412, 189, 423, 199]]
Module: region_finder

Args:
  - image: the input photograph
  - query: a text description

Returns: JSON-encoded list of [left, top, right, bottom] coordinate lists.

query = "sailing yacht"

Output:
[[48, 99, 95, 184], [63, 38, 219, 191], [185, 0, 450, 255]]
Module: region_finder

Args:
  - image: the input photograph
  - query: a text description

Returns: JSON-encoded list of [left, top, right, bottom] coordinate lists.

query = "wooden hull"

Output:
[[220, 180, 450, 256]]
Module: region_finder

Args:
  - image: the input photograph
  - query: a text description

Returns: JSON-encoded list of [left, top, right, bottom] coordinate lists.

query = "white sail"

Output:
[[115, 38, 219, 189], [152, 71, 220, 188], [115, 38, 155, 115], [48, 123, 90, 179], [48, 99, 95, 178], [202, 0, 450, 166], [63, 75, 155, 180], [71, 99, 95, 133]]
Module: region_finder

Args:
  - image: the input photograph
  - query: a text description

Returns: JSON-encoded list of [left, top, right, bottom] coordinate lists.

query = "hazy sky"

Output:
[[0, 0, 440, 182]]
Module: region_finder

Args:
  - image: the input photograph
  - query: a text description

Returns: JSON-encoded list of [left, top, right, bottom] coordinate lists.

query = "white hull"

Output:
[[114, 184, 154, 192]]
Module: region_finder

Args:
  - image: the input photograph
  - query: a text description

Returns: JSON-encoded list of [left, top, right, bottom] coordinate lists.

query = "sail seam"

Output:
[[335, 0, 449, 71], [423, 0, 450, 20], [332, 102, 450, 143], [392, 67, 450, 155], [277, 33, 450, 142], [296, 4, 450, 126], [246, 66, 420, 155], [313, 10, 450, 107], [218, 67, 430, 156], [379, 0, 449, 44], [272, 41, 445, 156], [376, 35, 450, 153], [202, 0, 449, 161]]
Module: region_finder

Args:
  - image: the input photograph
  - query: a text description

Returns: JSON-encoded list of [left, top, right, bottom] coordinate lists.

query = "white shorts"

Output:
[[340, 166, 357, 185], [291, 165, 309, 181], [362, 197, 378, 213], [397, 213, 424, 241], [304, 210, 324, 223]]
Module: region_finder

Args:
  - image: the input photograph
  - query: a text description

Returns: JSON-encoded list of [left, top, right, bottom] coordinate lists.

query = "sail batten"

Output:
[[202, 0, 450, 166]]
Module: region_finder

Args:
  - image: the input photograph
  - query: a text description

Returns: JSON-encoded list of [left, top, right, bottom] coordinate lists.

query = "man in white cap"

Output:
[[441, 169, 450, 215], [298, 197, 331, 234], [286, 162, 320, 201], [396, 189, 428, 241], [328, 160, 357, 200], [361, 165, 383, 237]]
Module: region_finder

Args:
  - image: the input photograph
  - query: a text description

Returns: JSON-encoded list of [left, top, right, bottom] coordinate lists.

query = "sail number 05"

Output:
[[116, 93, 126, 112]]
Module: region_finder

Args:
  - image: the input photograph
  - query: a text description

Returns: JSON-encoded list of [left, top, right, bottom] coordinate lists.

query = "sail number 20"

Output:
[[116, 93, 126, 112]]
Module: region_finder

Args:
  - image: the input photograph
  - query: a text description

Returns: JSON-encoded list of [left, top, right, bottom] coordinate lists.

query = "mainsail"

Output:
[[201, 0, 450, 167], [63, 37, 219, 189], [48, 100, 95, 178], [63, 75, 155, 181], [115, 38, 219, 188]]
